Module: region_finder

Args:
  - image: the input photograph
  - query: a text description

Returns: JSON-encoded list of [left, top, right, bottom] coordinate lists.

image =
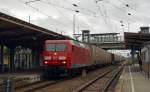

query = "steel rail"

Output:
[[73, 66, 122, 92]]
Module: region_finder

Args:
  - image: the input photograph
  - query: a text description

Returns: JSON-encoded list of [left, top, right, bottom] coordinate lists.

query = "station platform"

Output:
[[0, 72, 43, 83], [0, 71, 45, 92], [115, 64, 150, 92]]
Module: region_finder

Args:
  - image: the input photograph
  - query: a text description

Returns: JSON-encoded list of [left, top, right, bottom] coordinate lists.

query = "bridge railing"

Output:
[[89, 36, 124, 44]]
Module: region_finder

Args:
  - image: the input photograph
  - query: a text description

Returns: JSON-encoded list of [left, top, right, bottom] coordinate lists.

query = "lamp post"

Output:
[[127, 12, 131, 32], [120, 20, 125, 34], [73, 14, 76, 38], [127, 22, 130, 32], [73, 11, 79, 38], [28, 14, 31, 23], [72, 3, 79, 38]]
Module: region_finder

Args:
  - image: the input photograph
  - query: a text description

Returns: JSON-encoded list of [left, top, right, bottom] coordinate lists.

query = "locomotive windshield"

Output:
[[46, 43, 67, 52]]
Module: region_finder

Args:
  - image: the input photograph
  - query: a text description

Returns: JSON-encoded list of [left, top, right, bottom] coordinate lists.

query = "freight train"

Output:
[[43, 40, 124, 76]]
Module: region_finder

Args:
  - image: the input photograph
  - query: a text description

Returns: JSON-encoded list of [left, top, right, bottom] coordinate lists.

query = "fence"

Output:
[[0, 77, 15, 92]]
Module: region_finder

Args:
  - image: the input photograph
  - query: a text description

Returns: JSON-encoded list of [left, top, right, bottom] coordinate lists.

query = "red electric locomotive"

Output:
[[43, 40, 91, 76]]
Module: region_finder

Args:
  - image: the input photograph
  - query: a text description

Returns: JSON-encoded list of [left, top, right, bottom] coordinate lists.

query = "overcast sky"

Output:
[[1, 0, 150, 37], [0, 0, 149, 56]]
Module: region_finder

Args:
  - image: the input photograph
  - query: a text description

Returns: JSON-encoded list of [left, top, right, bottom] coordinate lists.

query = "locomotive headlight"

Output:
[[58, 56, 66, 60], [44, 56, 52, 60], [44, 61, 48, 64], [62, 61, 66, 64]]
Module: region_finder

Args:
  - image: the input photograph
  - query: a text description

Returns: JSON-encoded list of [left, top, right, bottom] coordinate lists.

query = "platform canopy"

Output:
[[124, 32, 150, 50], [0, 12, 70, 48]]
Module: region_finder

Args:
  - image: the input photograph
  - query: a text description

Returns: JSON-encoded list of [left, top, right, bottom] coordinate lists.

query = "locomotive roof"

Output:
[[45, 40, 89, 48]]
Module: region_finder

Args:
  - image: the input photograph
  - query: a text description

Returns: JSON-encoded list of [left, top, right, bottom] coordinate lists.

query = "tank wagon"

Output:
[[43, 40, 123, 76]]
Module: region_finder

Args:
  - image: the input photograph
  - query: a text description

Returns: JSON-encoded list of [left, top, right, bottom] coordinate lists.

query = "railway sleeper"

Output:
[[73, 67, 122, 92]]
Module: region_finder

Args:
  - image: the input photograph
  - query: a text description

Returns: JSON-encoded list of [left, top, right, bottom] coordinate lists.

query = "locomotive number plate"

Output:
[[53, 56, 58, 60]]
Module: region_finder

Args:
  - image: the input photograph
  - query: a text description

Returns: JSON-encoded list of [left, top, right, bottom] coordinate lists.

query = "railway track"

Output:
[[0, 77, 60, 92], [30, 66, 119, 92], [0, 66, 121, 92], [15, 80, 59, 92], [73, 66, 122, 92]]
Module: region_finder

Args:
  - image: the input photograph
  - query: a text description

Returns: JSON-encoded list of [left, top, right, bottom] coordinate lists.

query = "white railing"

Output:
[[89, 36, 124, 44]]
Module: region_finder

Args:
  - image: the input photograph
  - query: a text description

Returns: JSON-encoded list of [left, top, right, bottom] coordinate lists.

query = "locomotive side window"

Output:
[[46, 44, 66, 52]]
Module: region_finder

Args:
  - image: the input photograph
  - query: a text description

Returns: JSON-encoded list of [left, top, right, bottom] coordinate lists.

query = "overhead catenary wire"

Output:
[[17, 0, 72, 31], [18, 0, 97, 36], [116, 0, 130, 8], [48, 3, 85, 33], [38, 0, 114, 34], [63, 0, 97, 16], [23, 0, 110, 18], [40, 0, 75, 12], [40, 0, 99, 17], [25, 0, 40, 4], [94, 0, 116, 33], [96, 0, 138, 26], [103, 0, 145, 33], [102, 4, 116, 33], [38, 0, 87, 33], [95, 0, 116, 27], [104, 0, 127, 13], [17, 0, 100, 37], [18, 0, 137, 35], [21, 0, 85, 31], [94, 0, 109, 27], [95, 0, 131, 19], [41, 0, 72, 24], [24, 0, 76, 12], [116, 0, 127, 6], [25, 0, 105, 22], [102, 0, 135, 19], [94, 0, 104, 17]]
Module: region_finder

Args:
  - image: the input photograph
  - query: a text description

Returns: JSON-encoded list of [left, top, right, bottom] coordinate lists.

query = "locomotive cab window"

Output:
[[46, 44, 67, 52]]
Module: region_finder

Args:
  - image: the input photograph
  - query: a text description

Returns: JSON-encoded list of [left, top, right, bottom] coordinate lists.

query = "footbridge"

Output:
[[78, 30, 126, 50]]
